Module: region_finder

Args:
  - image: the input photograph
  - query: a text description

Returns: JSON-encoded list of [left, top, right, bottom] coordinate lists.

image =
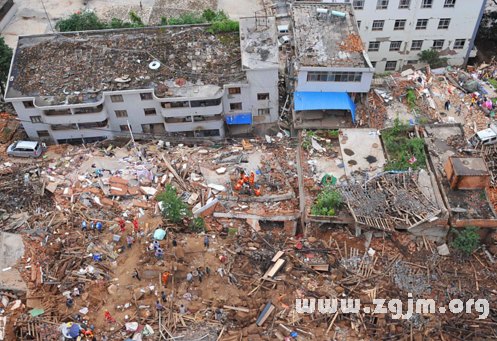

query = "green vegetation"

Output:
[[450, 225, 480, 254], [406, 89, 416, 109], [55, 9, 238, 33], [228, 227, 238, 238], [310, 187, 342, 217], [383, 117, 426, 171], [488, 78, 497, 88], [0, 37, 13, 95], [417, 49, 448, 69], [374, 72, 392, 78], [191, 216, 206, 232], [156, 183, 191, 224], [418, 117, 429, 125], [301, 129, 315, 150]]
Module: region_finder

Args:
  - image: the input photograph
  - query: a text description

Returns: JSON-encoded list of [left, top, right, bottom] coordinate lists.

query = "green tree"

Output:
[[129, 11, 144, 27], [156, 183, 191, 224], [417, 48, 448, 68], [55, 11, 106, 32], [0, 37, 13, 95], [450, 225, 480, 255]]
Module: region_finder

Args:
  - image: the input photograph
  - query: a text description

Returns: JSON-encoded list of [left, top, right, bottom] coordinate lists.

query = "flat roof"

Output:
[[450, 157, 489, 176], [291, 2, 366, 68], [6, 26, 245, 105], [239, 17, 279, 70]]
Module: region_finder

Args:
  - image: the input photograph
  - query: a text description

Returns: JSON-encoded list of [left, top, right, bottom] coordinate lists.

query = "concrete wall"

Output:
[[445, 158, 490, 189], [246, 68, 280, 124], [296, 66, 374, 93], [352, 0, 486, 72]]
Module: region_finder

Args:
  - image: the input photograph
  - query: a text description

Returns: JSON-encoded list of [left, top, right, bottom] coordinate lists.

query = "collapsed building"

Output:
[[4, 24, 280, 143]]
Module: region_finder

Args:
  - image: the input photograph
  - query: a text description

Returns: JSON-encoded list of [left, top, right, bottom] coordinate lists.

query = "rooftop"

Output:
[[450, 157, 489, 176], [291, 2, 367, 68], [239, 17, 279, 70], [6, 26, 245, 105]]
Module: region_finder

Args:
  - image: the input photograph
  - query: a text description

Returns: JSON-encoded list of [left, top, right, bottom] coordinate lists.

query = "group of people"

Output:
[[81, 219, 103, 232]]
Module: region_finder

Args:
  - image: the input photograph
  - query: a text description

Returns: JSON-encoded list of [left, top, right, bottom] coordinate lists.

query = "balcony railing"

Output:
[[44, 109, 71, 116], [74, 104, 104, 114]]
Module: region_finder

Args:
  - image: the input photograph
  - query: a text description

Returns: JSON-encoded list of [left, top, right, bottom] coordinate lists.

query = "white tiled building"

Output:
[[4, 24, 280, 144], [348, 0, 487, 72]]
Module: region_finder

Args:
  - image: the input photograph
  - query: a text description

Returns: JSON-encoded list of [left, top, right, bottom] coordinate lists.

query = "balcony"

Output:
[[42, 105, 108, 124], [161, 99, 223, 118], [51, 119, 109, 131], [44, 109, 71, 116], [164, 115, 224, 133], [74, 104, 104, 114]]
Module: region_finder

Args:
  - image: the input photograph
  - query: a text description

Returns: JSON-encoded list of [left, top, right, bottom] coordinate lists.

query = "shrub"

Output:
[[191, 217, 206, 232], [55, 11, 106, 32], [129, 11, 145, 27], [156, 183, 191, 224], [311, 188, 342, 216], [450, 225, 480, 254], [209, 19, 239, 33]]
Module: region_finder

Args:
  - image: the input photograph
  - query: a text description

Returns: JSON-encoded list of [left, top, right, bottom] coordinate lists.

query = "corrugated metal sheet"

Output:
[[225, 113, 252, 125], [293, 92, 356, 124]]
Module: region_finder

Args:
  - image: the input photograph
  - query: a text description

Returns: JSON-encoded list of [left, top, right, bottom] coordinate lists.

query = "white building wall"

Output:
[[351, 0, 486, 73], [296, 67, 374, 93], [246, 68, 280, 124]]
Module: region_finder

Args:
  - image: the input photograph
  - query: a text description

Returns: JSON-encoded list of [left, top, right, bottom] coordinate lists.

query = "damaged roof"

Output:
[[6, 26, 245, 104], [239, 17, 279, 70], [450, 157, 490, 176], [291, 2, 367, 68]]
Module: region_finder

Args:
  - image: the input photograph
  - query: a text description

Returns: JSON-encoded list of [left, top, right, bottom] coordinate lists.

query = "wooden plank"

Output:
[[223, 305, 250, 313], [271, 251, 285, 262]]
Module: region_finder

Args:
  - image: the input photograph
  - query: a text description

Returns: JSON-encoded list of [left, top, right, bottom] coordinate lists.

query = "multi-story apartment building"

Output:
[[3, 23, 279, 144], [290, 2, 374, 130], [349, 0, 487, 72]]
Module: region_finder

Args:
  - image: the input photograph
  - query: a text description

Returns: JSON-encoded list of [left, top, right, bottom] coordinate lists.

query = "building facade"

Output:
[[4, 24, 279, 144], [349, 0, 487, 72]]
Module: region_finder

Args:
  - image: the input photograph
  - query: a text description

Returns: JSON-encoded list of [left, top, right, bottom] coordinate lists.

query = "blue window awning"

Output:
[[293, 92, 356, 124], [225, 113, 252, 125]]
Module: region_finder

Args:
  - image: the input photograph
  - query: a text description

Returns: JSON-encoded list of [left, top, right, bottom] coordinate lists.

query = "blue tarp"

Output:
[[293, 92, 356, 124], [225, 113, 252, 125]]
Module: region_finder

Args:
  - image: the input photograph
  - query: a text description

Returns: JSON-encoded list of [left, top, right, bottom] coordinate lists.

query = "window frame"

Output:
[[399, 0, 411, 9], [357, 20, 361, 28], [353, 0, 365, 9], [368, 41, 380, 52], [258, 108, 270, 115], [110, 95, 124, 103], [389, 41, 402, 51], [115, 110, 128, 118], [144, 108, 157, 116], [120, 125, 131, 132], [228, 87, 241, 94], [394, 20, 406, 31], [438, 18, 451, 29], [377, 0, 389, 9], [30, 116, 43, 123], [421, 0, 433, 8], [140, 93, 153, 101], [385, 61, 397, 71], [372, 20, 385, 31], [444, 0, 456, 8], [257, 93, 270, 101], [23, 101, 35, 109], [307, 71, 362, 83], [411, 40, 423, 51], [454, 39, 465, 49], [416, 19, 428, 30], [432, 39, 445, 50], [37, 130, 50, 138], [230, 103, 242, 111]]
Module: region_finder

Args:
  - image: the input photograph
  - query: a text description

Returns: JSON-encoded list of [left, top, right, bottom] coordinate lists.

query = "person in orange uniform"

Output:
[[254, 184, 261, 196], [162, 271, 171, 288], [250, 172, 255, 187], [132, 218, 139, 233], [104, 309, 115, 323], [119, 219, 126, 233]]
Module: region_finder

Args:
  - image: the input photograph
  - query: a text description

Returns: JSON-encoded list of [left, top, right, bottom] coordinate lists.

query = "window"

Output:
[[433, 40, 445, 50], [416, 19, 428, 30], [411, 40, 423, 50], [140, 93, 153, 100], [23, 101, 35, 108], [228, 87, 241, 94], [390, 41, 402, 51], [353, 0, 364, 9], [421, 0, 432, 8], [115, 110, 128, 118], [407, 60, 419, 64], [377, 0, 389, 9], [357, 21, 361, 28], [444, 0, 455, 7], [230, 103, 242, 110], [120, 125, 131, 132], [257, 93, 269, 100], [385, 61, 397, 71], [438, 18, 451, 29], [258, 108, 270, 115], [371, 61, 377, 68], [307, 71, 362, 82], [37, 130, 50, 138], [368, 42, 380, 52], [144, 108, 157, 116], [454, 39, 465, 49], [372, 20, 385, 31], [110, 95, 124, 103], [399, 0, 411, 8], [394, 20, 406, 30], [30, 116, 42, 123]]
